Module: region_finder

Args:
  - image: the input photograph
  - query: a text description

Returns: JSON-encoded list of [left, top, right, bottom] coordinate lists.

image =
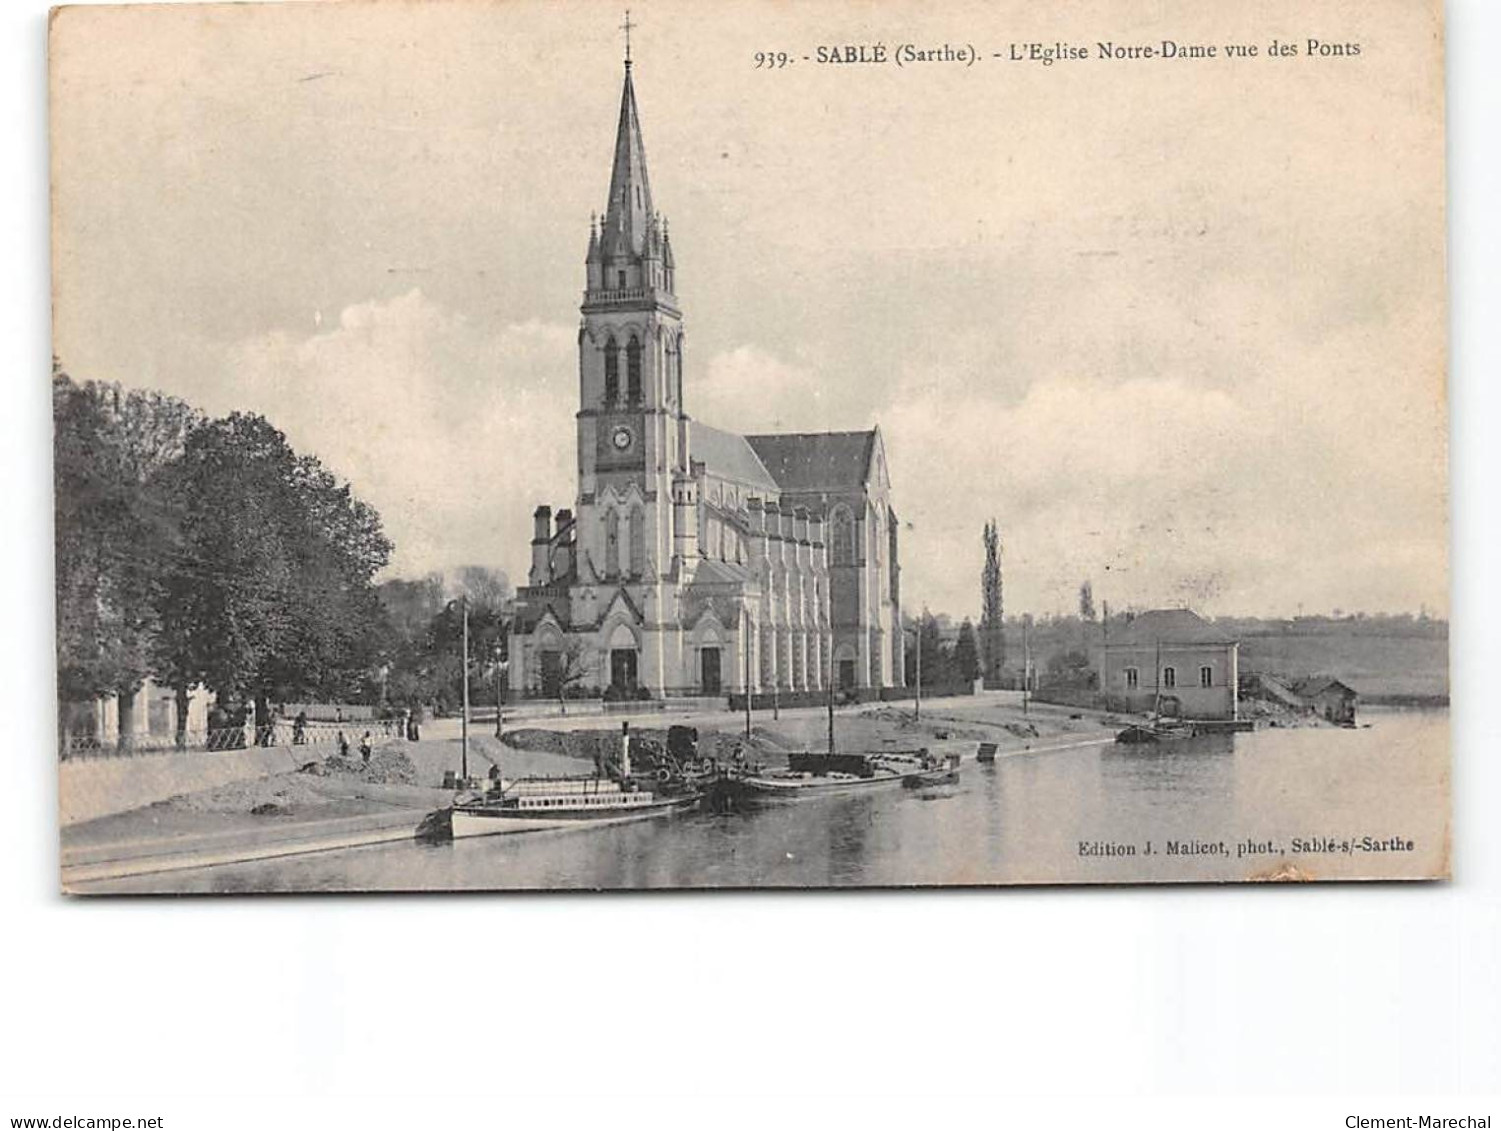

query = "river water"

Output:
[[93, 708, 1448, 892]]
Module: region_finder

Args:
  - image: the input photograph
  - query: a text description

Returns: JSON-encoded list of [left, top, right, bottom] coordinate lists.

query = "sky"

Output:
[[49, 0, 1448, 620]]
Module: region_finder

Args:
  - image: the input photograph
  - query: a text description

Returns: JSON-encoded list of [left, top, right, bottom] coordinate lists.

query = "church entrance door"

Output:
[[610, 648, 638, 693], [838, 659, 857, 691], [700, 648, 721, 695], [540, 651, 563, 698]]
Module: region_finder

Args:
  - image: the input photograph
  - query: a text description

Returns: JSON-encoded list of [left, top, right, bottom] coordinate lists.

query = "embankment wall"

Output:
[[59, 747, 301, 826]]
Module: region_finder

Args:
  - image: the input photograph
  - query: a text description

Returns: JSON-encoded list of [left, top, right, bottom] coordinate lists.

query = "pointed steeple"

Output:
[[601, 64, 654, 260]]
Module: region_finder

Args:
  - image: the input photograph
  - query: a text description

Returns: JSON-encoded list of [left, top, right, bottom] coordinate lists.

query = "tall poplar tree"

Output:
[[980, 519, 1006, 686]]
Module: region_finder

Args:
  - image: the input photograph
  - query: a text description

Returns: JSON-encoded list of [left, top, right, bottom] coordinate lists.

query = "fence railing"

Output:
[[58, 715, 407, 761]]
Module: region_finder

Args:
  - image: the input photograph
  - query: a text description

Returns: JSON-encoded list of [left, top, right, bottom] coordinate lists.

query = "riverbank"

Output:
[[62, 693, 1112, 890], [60, 734, 585, 889]]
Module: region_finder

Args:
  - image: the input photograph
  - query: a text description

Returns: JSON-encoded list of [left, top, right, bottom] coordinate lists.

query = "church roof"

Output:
[[1293, 676, 1358, 699], [1108, 609, 1238, 647], [690, 558, 754, 586], [691, 421, 779, 492], [601, 64, 654, 259], [745, 430, 877, 492]]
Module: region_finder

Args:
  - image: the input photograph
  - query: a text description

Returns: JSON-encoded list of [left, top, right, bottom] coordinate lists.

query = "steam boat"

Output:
[[448, 775, 697, 839]]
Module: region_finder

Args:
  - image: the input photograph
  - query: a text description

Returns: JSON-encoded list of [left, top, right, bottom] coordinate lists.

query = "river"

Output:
[[86, 708, 1448, 891]]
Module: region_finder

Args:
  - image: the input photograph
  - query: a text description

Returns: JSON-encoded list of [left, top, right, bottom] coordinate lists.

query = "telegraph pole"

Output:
[[915, 616, 923, 722], [460, 595, 470, 782], [1022, 616, 1030, 717], [1101, 600, 1109, 708]]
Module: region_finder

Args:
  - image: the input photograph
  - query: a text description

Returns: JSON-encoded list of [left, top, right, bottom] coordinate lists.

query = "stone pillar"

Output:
[[797, 630, 810, 691]]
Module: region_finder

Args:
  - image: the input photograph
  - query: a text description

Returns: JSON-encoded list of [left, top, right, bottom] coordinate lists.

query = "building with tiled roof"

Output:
[[1101, 608, 1240, 720], [508, 53, 902, 698]]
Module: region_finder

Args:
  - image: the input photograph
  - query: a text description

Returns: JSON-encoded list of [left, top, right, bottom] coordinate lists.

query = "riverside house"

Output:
[[1102, 609, 1239, 721]]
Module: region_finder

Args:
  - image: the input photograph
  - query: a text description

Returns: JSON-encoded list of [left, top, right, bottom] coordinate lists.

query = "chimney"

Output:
[[529, 505, 553, 586]]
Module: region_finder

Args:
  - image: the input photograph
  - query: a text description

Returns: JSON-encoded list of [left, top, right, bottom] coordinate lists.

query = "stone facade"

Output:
[[509, 60, 902, 699], [1101, 608, 1239, 720]]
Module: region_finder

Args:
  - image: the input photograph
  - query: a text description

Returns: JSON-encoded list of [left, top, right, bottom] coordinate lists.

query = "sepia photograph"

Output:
[[48, 0, 1448, 893]]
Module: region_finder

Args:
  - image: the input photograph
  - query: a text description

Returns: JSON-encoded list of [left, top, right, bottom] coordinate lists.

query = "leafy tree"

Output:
[[1078, 580, 1095, 622], [904, 610, 955, 687], [954, 618, 981, 683], [1047, 649, 1096, 688], [159, 412, 391, 728], [53, 368, 202, 747], [377, 574, 447, 643]]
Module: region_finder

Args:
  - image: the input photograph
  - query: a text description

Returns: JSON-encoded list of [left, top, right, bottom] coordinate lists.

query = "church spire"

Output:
[[601, 59, 654, 261]]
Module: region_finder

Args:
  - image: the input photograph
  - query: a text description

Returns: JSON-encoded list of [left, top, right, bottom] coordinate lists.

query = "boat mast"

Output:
[[1153, 635, 1162, 720], [827, 630, 835, 754], [1022, 617, 1030, 716], [461, 594, 470, 782]]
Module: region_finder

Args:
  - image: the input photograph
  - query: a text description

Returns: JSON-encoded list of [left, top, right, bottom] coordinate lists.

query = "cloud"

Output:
[[692, 345, 836, 434], [880, 350, 1447, 619], [222, 289, 575, 580]]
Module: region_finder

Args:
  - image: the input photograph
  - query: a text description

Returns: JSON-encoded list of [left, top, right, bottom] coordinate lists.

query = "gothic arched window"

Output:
[[628, 506, 646, 577], [831, 505, 855, 566], [603, 337, 619, 406], [604, 509, 620, 577], [627, 336, 643, 404]]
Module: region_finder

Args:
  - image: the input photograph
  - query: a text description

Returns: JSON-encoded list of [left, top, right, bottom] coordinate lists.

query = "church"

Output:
[[508, 51, 903, 700]]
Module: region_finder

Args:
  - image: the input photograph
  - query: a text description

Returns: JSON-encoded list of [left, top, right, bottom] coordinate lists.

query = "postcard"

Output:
[[50, 0, 1448, 891]]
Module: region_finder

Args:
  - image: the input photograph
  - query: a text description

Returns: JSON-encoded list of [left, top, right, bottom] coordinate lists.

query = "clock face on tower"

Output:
[[611, 424, 634, 452]]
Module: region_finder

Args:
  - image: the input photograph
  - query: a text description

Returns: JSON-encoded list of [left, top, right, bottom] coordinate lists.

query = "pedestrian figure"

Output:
[[359, 731, 373, 764], [293, 710, 307, 746], [337, 730, 350, 759]]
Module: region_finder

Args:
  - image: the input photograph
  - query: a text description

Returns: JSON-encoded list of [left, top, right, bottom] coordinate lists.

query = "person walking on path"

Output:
[[337, 730, 350, 759], [359, 731, 373, 764]]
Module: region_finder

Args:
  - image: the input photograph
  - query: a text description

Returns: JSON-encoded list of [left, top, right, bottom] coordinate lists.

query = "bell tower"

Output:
[[575, 46, 689, 590]]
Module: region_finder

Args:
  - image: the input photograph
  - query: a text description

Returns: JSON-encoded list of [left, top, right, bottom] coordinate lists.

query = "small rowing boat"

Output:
[[1114, 720, 1195, 745]]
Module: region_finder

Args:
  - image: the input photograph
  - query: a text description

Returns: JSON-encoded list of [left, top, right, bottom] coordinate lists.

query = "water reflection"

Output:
[[87, 710, 1448, 891]]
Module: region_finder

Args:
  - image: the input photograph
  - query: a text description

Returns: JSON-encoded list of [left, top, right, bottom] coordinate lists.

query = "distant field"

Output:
[[1237, 634, 1449, 699]]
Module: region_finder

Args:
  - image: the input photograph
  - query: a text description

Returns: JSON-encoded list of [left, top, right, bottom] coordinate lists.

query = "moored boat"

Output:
[[1114, 720, 1195, 745], [727, 749, 955, 800], [447, 775, 698, 839], [903, 751, 962, 787]]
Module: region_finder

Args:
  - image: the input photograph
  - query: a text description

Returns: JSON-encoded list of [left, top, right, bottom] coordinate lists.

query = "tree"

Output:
[[159, 412, 392, 728], [552, 637, 590, 714], [980, 519, 1005, 686], [904, 610, 954, 688], [954, 618, 981, 683], [1078, 580, 1095, 622], [53, 368, 202, 748], [454, 565, 513, 609]]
